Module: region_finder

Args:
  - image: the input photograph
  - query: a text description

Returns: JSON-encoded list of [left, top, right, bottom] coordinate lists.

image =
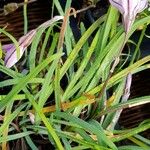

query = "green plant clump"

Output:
[[0, 0, 150, 149]]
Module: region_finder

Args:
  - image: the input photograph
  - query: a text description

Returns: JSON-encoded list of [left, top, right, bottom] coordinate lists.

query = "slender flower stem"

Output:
[[24, 0, 28, 59], [130, 25, 147, 65], [24, 0, 28, 34]]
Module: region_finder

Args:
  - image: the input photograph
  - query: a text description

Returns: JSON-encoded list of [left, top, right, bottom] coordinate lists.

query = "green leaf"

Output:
[[0, 53, 63, 111]]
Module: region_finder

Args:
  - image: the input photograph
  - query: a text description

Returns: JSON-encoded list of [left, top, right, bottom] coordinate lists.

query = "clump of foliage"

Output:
[[0, 0, 150, 149]]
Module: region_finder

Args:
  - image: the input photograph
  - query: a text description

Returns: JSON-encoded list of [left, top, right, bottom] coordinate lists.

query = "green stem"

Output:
[[130, 25, 147, 65], [23, 0, 28, 34]]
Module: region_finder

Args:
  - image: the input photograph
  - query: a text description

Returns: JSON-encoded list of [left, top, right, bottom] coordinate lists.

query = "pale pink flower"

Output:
[[2, 16, 64, 68], [2, 30, 36, 68], [109, 0, 148, 33]]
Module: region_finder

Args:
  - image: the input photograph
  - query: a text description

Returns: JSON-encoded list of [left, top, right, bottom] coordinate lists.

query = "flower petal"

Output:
[[109, 0, 148, 33], [109, 0, 125, 14], [19, 30, 36, 47], [2, 44, 14, 52], [4, 29, 36, 68], [136, 0, 148, 13], [5, 46, 24, 68]]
